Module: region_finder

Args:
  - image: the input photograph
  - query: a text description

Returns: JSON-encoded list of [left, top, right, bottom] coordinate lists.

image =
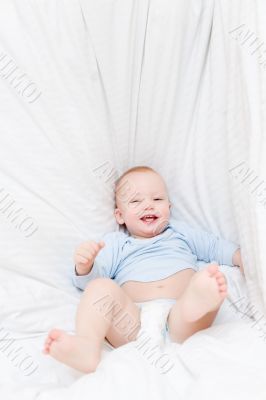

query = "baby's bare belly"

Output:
[[121, 268, 196, 302]]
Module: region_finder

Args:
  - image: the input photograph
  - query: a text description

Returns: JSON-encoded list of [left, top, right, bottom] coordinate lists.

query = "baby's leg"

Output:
[[43, 278, 141, 373], [167, 264, 227, 343]]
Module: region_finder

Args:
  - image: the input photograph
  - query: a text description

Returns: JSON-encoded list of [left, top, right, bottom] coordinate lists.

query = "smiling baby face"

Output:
[[114, 167, 171, 239]]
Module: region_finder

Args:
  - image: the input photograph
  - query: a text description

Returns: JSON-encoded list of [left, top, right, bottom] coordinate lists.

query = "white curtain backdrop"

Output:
[[78, 0, 266, 314], [0, 0, 266, 397]]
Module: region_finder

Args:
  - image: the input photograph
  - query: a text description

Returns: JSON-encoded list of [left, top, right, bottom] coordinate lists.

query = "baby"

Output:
[[43, 166, 244, 373]]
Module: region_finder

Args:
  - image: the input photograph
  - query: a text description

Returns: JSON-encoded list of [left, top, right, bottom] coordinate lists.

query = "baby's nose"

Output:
[[144, 203, 154, 210]]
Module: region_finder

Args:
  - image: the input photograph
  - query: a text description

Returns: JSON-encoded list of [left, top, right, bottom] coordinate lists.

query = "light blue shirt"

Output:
[[72, 220, 239, 290]]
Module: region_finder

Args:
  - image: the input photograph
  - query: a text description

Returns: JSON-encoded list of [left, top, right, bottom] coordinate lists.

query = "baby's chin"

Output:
[[124, 227, 153, 239], [129, 226, 168, 239]]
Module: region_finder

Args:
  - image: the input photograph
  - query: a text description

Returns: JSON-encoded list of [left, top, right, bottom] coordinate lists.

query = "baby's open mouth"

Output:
[[140, 215, 158, 224]]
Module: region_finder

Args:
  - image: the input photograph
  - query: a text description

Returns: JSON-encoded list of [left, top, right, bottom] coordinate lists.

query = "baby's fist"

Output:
[[74, 240, 105, 275]]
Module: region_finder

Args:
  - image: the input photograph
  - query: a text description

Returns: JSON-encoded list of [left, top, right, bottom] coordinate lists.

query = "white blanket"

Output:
[[1, 263, 265, 400]]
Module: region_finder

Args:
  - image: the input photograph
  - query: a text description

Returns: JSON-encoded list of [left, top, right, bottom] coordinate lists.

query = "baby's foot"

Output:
[[180, 264, 227, 322], [43, 329, 101, 373]]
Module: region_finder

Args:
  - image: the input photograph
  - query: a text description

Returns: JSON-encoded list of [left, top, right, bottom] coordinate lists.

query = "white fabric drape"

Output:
[[79, 0, 266, 313], [1, 0, 266, 397]]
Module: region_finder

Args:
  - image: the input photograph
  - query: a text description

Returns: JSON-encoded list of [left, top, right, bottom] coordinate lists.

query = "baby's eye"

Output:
[[154, 198, 163, 201], [130, 200, 140, 203]]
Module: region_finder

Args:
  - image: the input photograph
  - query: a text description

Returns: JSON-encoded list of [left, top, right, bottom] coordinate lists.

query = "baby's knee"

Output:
[[85, 277, 119, 295]]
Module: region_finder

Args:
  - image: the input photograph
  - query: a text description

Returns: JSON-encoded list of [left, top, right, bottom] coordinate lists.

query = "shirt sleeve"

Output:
[[170, 220, 240, 266], [72, 231, 125, 291]]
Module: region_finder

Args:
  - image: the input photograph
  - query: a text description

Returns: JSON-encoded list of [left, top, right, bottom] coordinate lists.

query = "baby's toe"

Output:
[[217, 277, 226, 285], [207, 263, 219, 275], [43, 347, 49, 354], [219, 284, 227, 291], [44, 336, 53, 345], [48, 329, 64, 341], [43, 341, 51, 354], [216, 271, 227, 283], [43, 329, 64, 355]]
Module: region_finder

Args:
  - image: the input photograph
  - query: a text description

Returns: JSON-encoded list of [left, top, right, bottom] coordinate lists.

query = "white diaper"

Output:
[[134, 298, 176, 347]]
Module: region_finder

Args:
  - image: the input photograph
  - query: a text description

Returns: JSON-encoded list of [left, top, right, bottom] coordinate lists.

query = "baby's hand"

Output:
[[74, 240, 105, 275]]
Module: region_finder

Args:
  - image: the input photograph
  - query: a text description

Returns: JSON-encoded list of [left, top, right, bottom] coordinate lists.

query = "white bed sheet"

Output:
[[1, 262, 264, 400]]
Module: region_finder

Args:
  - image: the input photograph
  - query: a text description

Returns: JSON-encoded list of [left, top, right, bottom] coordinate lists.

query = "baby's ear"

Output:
[[114, 208, 125, 225]]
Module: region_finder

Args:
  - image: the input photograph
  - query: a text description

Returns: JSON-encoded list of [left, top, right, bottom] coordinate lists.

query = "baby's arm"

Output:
[[74, 240, 105, 276], [172, 220, 241, 270], [72, 231, 125, 290], [72, 240, 106, 290], [232, 248, 245, 276]]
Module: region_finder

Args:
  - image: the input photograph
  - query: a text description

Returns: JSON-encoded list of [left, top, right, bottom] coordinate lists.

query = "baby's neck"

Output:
[[132, 235, 156, 240], [127, 225, 170, 240]]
